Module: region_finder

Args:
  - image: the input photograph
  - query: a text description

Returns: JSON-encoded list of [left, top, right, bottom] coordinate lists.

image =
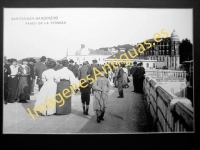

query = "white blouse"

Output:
[[42, 69, 57, 82], [21, 65, 28, 74], [55, 67, 77, 84], [10, 65, 19, 76]]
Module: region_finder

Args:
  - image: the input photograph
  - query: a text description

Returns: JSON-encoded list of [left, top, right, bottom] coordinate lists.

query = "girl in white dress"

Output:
[[34, 61, 57, 116]]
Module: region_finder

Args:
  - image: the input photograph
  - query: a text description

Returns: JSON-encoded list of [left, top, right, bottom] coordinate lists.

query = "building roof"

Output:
[[88, 50, 113, 55], [106, 45, 139, 59]]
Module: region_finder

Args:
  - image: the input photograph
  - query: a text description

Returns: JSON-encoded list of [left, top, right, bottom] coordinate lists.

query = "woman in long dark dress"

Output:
[[17, 59, 31, 103], [55, 60, 77, 115], [7, 59, 19, 103]]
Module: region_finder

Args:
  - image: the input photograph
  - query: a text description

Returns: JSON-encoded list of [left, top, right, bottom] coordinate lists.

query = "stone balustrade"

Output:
[[145, 70, 187, 82], [143, 75, 194, 132]]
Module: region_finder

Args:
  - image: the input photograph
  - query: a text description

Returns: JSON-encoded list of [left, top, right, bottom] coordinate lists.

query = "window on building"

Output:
[[172, 63, 174, 67], [99, 58, 100, 61], [146, 63, 149, 68], [153, 63, 155, 68]]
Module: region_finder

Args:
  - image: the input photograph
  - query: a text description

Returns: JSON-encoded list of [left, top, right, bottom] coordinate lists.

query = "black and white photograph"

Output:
[[3, 8, 194, 134]]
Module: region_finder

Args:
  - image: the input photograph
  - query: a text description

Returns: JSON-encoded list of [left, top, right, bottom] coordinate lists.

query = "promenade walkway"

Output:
[[3, 77, 154, 134]]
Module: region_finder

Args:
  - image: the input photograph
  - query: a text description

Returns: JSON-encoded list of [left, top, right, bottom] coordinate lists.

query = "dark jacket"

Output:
[[117, 67, 124, 82], [78, 65, 89, 80], [138, 67, 145, 79], [34, 61, 47, 85], [87, 64, 102, 78], [130, 66, 138, 76], [54, 64, 63, 71], [27, 64, 35, 79], [4, 63, 11, 84], [67, 64, 75, 76]]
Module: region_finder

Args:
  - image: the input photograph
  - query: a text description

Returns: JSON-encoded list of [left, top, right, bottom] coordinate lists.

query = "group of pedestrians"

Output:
[[130, 61, 145, 93], [110, 61, 145, 98], [4, 57, 36, 104], [4, 55, 145, 124], [78, 60, 110, 123]]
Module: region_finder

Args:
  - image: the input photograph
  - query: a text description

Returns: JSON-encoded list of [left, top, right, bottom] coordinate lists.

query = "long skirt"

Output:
[[28, 78, 33, 94], [17, 76, 30, 101], [34, 80, 57, 116], [56, 80, 71, 115], [31, 79, 35, 93], [7, 76, 19, 103]]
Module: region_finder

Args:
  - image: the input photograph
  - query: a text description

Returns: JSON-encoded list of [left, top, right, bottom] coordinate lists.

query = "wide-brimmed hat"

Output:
[[69, 59, 74, 63], [138, 62, 143, 65], [10, 58, 17, 63]]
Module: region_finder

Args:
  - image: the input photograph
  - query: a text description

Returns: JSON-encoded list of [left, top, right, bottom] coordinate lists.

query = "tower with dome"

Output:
[[135, 29, 180, 69]]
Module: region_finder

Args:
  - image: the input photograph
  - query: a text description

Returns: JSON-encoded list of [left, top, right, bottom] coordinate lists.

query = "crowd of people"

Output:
[[3, 56, 145, 123]]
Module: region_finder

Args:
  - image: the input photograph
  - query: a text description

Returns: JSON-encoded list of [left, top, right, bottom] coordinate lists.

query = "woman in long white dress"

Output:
[[34, 61, 57, 116]]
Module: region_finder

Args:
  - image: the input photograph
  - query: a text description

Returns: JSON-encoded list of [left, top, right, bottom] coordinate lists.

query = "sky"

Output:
[[4, 8, 193, 60]]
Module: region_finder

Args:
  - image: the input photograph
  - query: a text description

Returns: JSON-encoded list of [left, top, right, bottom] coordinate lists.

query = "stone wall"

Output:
[[143, 76, 194, 132]]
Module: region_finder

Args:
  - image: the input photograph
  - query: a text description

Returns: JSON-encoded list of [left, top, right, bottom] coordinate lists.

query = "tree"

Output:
[[179, 38, 193, 63]]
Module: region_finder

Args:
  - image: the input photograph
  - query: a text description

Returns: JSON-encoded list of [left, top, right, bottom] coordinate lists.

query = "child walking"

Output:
[[80, 81, 92, 115]]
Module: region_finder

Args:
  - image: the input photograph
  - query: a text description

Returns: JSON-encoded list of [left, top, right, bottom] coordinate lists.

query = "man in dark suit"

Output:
[[117, 63, 124, 98], [87, 60, 102, 81], [27, 58, 36, 95], [74, 62, 79, 78], [130, 61, 139, 92], [138, 62, 145, 93], [54, 60, 63, 71], [87, 60, 102, 94], [68, 59, 76, 76], [34, 56, 47, 91]]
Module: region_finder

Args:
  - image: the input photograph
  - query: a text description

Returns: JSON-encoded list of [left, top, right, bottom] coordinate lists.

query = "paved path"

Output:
[[3, 77, 153, 134]]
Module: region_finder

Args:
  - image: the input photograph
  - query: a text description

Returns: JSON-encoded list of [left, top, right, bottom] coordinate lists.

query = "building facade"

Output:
[[140, 30, 180, 69], [61, 46, 113, 65]]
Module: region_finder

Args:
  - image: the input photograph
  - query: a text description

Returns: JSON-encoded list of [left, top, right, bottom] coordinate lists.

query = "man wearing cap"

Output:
[[130, 61, 139, 92], [68, 59, 76, 76], [113, 63, 119, 87], [137, 62, 145, 93], [27, 58, 36, 95], [34, 56, 47, 91], [87, 60, 102, 94], [78, 61, 89, 80], [74, 62, 79, 78], [78, 61, 92, 114], [117, 63, 124, 98]]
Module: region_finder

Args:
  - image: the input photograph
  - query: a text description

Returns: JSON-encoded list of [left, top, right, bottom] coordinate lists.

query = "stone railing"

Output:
[[145, 70, 187, 82], [143, 76, 194, 132]]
